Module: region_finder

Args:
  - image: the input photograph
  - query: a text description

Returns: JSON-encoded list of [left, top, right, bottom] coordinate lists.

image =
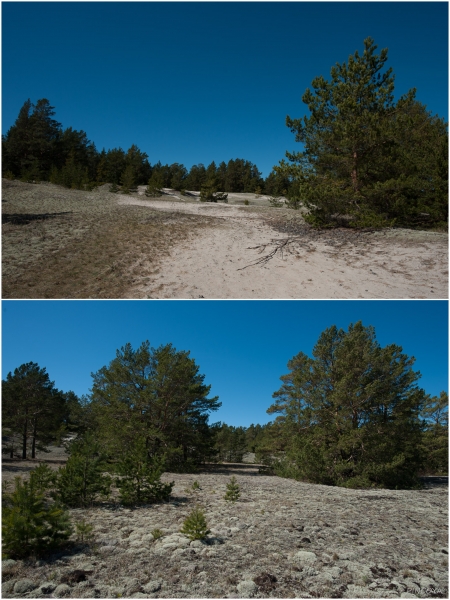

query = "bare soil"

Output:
[[3, 180, 448, 299]]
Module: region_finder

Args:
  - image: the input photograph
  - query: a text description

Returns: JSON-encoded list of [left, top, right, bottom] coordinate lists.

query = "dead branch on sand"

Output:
[[238, 237, 313, 270]]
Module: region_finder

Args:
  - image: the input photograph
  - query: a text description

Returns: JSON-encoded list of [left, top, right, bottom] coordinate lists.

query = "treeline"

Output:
[[1, 98, 288, 195], [3, 327, 447, 495], [1, 329, 447, 562]]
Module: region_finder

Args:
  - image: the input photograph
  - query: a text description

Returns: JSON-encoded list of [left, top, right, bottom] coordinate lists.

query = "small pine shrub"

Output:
[[268, 196, 284, 208], [191, 480, 201, 491], [55, 435, 111, 507], [75, 520, 94, 544], [243, 199, 250, 206], [30, 463, 57, 493], [3, 170, 15, 180], [2, 477, 72, 559], [224, 476, 240, 502], [109, 182, 119, 193], [180, 506, 210, 541], [116, 441, 174, 506], [151, 528, 163, 540]]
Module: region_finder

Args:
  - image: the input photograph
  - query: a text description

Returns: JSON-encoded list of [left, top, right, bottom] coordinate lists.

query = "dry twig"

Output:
[[238, 236, 313, 270]]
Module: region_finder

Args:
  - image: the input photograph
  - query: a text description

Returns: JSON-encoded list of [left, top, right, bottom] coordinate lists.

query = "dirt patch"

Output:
[[2, 180, 211, 299], [120, 198, 448, 299], [3, 180, 448, 299]]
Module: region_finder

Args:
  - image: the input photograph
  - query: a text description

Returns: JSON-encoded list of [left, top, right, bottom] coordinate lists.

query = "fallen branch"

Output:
[[237, 237, 313, 270]]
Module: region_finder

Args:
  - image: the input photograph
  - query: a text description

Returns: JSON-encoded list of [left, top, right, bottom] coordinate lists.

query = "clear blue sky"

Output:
[[2, 2, 448, 177], [2, 300, 448, 427]]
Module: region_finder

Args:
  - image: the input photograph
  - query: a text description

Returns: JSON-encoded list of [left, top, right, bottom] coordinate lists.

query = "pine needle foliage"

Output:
[[224, 476, 241, 502], [268, 321, 426, 489], [276, 37, 448, 228], [75, 520, 94, 544], [115, 439, 174, 506], [180, 506, 210, 541], [2, 476, 72, 559], [55, 434, 112, 507]]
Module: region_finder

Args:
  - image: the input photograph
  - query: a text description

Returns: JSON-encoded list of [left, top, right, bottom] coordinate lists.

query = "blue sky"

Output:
[[2, 2, 448, 177], [2, 300, 448, 427]]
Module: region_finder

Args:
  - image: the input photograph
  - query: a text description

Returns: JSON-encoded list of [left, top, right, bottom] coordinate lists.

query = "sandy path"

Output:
[[118, 197, 448, 299]]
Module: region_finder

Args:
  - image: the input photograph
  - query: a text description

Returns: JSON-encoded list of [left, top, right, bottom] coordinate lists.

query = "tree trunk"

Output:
[[22, 409, 28, 459], [351, 150, 358, 192], [31, 416, 37, 459]]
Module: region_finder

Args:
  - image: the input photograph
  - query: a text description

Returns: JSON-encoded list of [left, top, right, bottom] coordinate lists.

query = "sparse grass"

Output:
[[2, 180, 210, 299]]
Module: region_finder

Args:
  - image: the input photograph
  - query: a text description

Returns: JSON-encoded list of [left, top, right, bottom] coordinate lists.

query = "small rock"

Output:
[[14, 579, 37, 594], [122, 577, 142, 594], [237, 580, 258, 598], [39, 583, 57, 594], [98, 545, 116, 554], [143, 580, 162, 593], [2, 580, 16, 594], [2, 559, 17, 569], [400, 594, 418, 599], [53, 583, 71, 597], [291, 550, 317, 563]]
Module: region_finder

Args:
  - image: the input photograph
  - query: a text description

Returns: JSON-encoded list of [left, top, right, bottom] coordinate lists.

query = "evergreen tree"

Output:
[[268, 322, 425, 488], [145, 171, 164, 197], [185, 163, 207, 191], [224, 476, 241, 502], [120, 164, 136, 193], [90, 341, 221, 471], [2, 476, 72, 559], [115, 438, 173, 505], [55, 434, 112, 507], [276, 37, 448, 227], [420, 391, 448, 474], [2, 363, 66, 459], [180, 507, 210, 540], [2, 99, 61, 180], [169, 163, 188, 190]]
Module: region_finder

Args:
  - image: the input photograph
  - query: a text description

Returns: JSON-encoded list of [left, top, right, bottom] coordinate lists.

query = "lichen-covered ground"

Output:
[[2, 464, 448, 599]]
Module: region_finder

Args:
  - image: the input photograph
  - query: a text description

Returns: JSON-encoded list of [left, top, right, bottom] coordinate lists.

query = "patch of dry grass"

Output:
[[2, 180, 210, 298]]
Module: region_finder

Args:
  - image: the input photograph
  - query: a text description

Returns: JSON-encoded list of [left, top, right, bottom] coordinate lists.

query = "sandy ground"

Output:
[[118, 195, 448, 299]]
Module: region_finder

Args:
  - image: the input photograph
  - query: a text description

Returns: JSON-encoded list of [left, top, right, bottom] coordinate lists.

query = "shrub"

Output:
[[75, 520, 94, 544], [29, 463, 57, 493], [151, 528, 163, 540], [224, 476, 240, 502], [268, 196, 284, 208], [2, 476, 72, 559], [3, 170, 15, 180], [109, 182, 119, 193], [55, 434, 112, 507], [180, 506, 210, 541], [115, 441, 174, 506]]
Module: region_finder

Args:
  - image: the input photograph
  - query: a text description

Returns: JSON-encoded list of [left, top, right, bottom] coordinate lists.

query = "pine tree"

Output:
[[420, 391, 448, 474], [180, 507, 210, 540], [55, 434, 111, 507], [224, 476, 240, 502], [120, 164, 136, 194], [2, 476, 72, 559], [90, 341, 221, 471], [276, 37, 448, 228], [115, 438, 173, 505], [2, 363, 66, 460], [145, 172, 164, 197], [268, 321, 425, 488]]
